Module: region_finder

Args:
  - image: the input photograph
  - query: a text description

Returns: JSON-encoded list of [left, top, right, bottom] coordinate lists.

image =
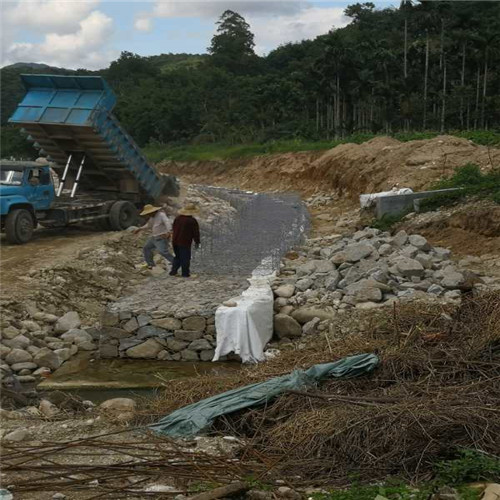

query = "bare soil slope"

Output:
[[160, 135, 499, 198]]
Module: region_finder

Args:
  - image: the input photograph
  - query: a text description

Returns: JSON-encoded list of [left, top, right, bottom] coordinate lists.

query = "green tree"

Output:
[[208, 10, 258, 74]]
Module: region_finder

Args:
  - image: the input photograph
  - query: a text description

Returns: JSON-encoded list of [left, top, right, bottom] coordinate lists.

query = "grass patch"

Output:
[[370, 211, 409, 231], [420, 163, 500, 211], [143, 130, 500, 163], [314, 482, 481, 500], [435, 449, 500, 485], [315, 450, 500, 500]]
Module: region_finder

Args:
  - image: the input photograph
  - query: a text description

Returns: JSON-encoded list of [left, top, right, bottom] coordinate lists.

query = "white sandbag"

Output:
[[213, 274, 274, 364], [360, 187, 413, 209]]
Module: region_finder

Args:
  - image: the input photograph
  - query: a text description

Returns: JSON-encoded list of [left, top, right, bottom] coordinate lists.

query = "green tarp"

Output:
[[150, 353, 379, 437]]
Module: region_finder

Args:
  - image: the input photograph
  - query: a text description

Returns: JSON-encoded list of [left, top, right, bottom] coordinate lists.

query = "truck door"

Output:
[[26, 168, 54, 210]]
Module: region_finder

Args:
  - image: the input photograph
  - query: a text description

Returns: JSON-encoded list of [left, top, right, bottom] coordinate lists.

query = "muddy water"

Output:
[[38, 353, 240, 403]]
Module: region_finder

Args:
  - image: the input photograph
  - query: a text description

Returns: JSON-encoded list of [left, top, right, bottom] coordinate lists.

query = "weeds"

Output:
[[420, 163, 500, 211], [143, 131, 500, 163], [370, 211, 408, 231], [434, 449, 500, 485], [314, 450, 499, 500]]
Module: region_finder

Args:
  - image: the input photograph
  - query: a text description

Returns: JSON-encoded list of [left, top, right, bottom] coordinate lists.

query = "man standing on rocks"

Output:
[[134, 204, 174, 270], [170, 203, 200, 278]]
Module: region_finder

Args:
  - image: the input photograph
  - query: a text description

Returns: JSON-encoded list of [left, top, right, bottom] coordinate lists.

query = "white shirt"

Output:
[[144, 211, 172, 237]]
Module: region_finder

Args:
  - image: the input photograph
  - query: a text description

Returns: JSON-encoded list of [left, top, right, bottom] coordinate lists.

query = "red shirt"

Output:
[[172, 215, 200, 247]]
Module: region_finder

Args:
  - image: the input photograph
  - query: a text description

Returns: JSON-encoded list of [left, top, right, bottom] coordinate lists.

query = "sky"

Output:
[[1, 0, 395, 70]]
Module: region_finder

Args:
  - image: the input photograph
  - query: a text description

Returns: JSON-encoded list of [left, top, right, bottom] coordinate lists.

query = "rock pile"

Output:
[[185, 185, 237, 224], [271, 228, 483, 339], [0, 309, 97, 386]]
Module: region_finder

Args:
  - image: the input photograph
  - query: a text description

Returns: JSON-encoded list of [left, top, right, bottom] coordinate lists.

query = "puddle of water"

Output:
[[38, 354, 240, 403]]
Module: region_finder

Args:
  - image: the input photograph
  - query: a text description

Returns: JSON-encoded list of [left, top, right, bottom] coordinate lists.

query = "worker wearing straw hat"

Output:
[[134, 204, 174, 270], [170, 203, 200, 278]]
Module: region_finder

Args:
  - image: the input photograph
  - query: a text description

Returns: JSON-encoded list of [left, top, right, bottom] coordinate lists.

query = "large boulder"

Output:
[[0, 345, 12, 358], [392, 230, 408, 247], [408, 234, 430, 251], [345, 280, 383, 303], [166, 338, 189, 352], [200, 349, 215, 362], [11, 362, 37, 371], [181, 349, 199, 361], [296, 261, 317, 277], [125, 339, 163, 359], [441, 268, 466, 289], [291, 308, 336, 324], [182, 316, 206, 332], [188, 339, 212, 351], [21, 320, 40, 332], [61, 329, 93, 345], [3, 335, 30, 349], [54, 311, 81, 334], [302, 317, 321, 335], [273, 314, 302, 339], [3, 428, 31, 442], [343, 243, 375, 263], [395, 257, 425, 278], [5, 348, 32, 365], [314, 260, 335, 274], [295, 278, 313, 292], [33, 348, 63, 370], [274, 284, 296, 298], [123, 317, 139, 333], [325, 271, 341, 290], [54, 348, 72, 362], [151, 317, 182, 331], [100, 398, 136, 423], [2, 325, 20, 340], [102, 327, 131, 339], [39, 399, 59, 418], [136, 325, 169, 339]]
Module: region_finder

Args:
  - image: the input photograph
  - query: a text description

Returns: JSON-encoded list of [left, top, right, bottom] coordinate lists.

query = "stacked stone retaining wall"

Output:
[[97, 310, 217, 361]]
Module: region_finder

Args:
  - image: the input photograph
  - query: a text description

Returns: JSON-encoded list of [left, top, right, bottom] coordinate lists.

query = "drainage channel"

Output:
[[40, 187, 310, 402]]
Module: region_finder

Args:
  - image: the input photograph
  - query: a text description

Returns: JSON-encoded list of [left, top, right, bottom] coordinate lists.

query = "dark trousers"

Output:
[[170, 245, 192, 277]]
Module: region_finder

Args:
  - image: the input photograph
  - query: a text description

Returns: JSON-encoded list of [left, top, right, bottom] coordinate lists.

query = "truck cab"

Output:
[[0, 160, 56, 243]]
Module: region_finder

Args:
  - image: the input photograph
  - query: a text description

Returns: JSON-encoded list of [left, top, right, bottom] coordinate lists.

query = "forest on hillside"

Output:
[[1, 1, 500, 158]]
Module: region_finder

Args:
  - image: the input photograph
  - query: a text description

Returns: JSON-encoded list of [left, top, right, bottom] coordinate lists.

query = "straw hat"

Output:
[[140, 204, 162, 216], [179, 203, 200, 216]]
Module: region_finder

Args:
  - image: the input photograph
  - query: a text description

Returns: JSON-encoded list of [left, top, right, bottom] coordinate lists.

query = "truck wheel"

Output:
[[109, 201, 138, 231], [5, 209, 35, 244]]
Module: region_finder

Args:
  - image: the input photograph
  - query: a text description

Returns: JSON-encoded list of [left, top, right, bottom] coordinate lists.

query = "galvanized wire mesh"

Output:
[[191, 186, 310, 276]]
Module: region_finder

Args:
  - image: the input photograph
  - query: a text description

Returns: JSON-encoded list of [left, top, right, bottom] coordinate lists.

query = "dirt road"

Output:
[[1, 227, 118, 297]]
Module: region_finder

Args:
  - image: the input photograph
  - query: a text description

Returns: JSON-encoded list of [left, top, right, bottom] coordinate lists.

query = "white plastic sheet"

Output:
[[360, 187, 413, 209], [212, 273, 274, 364]]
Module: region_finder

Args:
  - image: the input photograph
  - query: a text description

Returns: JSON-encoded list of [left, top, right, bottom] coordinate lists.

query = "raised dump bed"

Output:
[[9, 74, 178, 200]]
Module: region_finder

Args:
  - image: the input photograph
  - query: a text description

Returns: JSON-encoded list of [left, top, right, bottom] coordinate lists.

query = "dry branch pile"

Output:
[[148, 292, 500, 486]]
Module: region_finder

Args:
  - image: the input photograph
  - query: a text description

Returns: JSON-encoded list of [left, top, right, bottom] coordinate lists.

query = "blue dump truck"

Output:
[[1, 74, 179, 244]]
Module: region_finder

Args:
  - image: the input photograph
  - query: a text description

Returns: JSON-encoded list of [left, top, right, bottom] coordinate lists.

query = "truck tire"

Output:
[[5, 209, 35, 244], [109, 201, 138, 231]]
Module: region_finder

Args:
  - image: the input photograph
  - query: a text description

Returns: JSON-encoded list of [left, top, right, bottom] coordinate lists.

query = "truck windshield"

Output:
[[0, 170, 24, 185]]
